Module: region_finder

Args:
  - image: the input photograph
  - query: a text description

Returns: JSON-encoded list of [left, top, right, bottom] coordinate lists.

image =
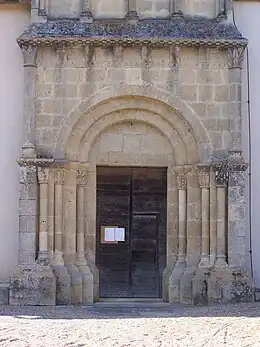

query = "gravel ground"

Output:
[[0, 302, 260, 347]]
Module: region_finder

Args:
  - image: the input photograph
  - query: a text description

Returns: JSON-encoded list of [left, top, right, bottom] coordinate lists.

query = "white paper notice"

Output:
[[104, 228, 115, 242], [115, 228, 125, 242]]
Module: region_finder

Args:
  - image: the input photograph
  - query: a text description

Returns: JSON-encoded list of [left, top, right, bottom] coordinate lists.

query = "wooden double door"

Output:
[[96, 167, 167, 298]]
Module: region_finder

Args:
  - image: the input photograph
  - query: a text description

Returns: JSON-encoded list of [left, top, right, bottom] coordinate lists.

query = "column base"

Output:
[[180, 267, 197, 305], [52, 264, 71, 305], [67, 265, 83, 305], [168, 264, 185, 304], [9, 264, 56, 306], [192, 268, 211, 306], [207, 267, 255, 304], [77, 264, 94, 304]]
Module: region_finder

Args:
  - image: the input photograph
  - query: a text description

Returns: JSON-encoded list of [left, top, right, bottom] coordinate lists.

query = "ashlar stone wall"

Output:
[[35, 45, 235, 158]]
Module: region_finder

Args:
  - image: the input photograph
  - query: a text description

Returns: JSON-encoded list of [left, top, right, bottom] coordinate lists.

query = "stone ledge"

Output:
[[17, 18, 247, 48]]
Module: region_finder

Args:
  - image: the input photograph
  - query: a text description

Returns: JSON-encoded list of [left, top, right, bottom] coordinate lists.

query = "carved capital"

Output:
[[21, 45, 37, 68], [174, 166, 191, 190], [228, 150, 248, 172], [54, 169, 66, 185], [38, 167, 50, 184], [77, 169, 88, 186], [212, 163, 229, 187], [228, 47, 245, 70], [196, 164, 210, 188]]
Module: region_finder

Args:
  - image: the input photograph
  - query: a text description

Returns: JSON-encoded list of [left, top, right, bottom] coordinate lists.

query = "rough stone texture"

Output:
[[9, 0, 254, 306], [9, 265, 56, 306], [0, 284, 9, 305]]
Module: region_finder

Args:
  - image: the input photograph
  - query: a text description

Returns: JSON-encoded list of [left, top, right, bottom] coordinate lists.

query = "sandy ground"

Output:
[[0, 302, 260, 347]]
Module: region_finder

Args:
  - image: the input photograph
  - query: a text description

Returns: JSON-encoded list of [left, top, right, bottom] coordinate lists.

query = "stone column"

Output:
[[76, 167, 94, 304], [212, 163, 228, 268], [37, 167, 50, 263], [80, 0, 93, 22], [168, 166, 188, 303], [197, 165, 210, 268], [52, 168, 71, 305]]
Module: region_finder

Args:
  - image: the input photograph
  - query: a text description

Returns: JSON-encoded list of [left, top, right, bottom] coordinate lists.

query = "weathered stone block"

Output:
[[10, 265, 56, 306], [0, 284, 9, 305], [52, 265, 71, 305]]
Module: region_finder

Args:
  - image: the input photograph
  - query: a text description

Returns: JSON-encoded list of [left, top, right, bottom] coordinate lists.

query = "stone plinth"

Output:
[[9, 264, 56, 306]]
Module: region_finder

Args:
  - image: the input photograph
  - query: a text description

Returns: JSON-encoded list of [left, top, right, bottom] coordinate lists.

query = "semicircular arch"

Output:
[[56, 85, 212, 164]]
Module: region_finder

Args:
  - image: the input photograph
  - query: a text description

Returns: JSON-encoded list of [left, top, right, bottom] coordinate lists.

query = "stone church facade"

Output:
[[5, 0, 254, 305]]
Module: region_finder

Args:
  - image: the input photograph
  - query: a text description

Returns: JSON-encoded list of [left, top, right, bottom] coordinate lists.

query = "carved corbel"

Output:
[[227, 47, 245, 70], [21, 45, 38, 68]]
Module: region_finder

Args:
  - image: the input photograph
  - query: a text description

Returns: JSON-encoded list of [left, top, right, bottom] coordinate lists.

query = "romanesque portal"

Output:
[[9, 10, 254, 304]]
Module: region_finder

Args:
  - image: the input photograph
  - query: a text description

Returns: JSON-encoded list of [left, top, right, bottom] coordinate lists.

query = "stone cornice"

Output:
[[17, 19, 248, 49]]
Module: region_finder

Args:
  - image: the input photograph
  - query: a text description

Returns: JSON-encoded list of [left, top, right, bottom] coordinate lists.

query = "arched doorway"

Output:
[[60, 94, 209, 302]]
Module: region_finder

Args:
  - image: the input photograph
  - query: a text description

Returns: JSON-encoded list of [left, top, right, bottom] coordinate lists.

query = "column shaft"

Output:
[[200, 188, 210, 265], [197, 164, 210, 267], [76, 185, 86, 265], [53, 170, 66, 265], [39, 183, 48, 256], [216, 187, 227, 267], [178, 189, 187, 263]]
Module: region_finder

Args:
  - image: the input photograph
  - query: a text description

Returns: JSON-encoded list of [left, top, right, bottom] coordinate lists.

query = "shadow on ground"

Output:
[[0, 302, 260, 320]]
